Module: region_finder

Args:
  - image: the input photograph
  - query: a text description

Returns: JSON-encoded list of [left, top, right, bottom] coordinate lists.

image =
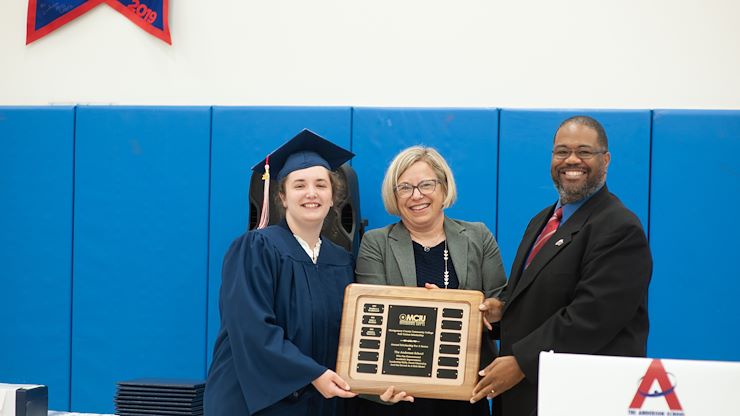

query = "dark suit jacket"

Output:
[[356, 217, 507, 369], [498, 186, 652, 416]]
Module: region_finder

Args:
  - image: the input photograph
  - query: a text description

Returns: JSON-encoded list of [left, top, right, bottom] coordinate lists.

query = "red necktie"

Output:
[[525, 207, 563, 269]]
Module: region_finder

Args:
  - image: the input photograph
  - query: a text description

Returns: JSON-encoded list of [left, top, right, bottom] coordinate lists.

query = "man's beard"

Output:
[[553, 169, 606, 204]]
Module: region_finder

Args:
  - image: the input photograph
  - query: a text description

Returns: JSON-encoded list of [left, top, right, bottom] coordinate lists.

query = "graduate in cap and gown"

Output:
[[205, 130, 358, 416]]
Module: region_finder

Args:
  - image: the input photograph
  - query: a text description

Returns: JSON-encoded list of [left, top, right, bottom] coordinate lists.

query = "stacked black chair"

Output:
[[114, 379, 204, 416]]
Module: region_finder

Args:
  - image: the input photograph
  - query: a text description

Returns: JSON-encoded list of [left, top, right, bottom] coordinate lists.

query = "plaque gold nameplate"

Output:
[[336, 284, 484, 401]]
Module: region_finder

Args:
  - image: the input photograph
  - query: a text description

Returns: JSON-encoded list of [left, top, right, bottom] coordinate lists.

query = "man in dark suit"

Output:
[[470, 116, 652, 416]]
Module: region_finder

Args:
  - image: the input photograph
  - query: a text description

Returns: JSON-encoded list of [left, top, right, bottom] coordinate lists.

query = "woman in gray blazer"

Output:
[[352, 146, 506, 416]]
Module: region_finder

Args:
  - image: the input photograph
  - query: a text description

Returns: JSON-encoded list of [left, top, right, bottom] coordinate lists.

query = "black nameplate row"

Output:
[[361, 327, 382, 337], [437, 308, 464, 378], [357, 363, 378, 374], [442, 308, 463, 319], [359, 339, 380, 349], [356, 303, 386, 374], [437, 368, 458, 379], [362, 315, 383, 325], [438, 356, 459, 367], [439, 344, 460, 355], [440, 332, 461, 342], [358, 351, 379, 361], [441, 319, 463, 330], [363, 304, 385, 314]]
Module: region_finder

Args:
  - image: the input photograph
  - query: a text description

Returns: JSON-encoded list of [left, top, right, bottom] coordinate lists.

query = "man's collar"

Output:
[[557, 183, 605, 224]]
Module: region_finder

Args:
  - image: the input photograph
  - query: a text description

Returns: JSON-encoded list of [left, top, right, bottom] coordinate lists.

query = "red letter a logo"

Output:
[[629, 359, 683, 410]]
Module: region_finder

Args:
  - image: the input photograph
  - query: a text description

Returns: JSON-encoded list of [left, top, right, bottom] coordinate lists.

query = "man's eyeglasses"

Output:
[[394, 179, 440, 197], [552, 148, 607, 160]]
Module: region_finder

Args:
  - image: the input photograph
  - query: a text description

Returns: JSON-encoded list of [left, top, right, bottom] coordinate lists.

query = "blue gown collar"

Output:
[[259, 219, 350, 266]]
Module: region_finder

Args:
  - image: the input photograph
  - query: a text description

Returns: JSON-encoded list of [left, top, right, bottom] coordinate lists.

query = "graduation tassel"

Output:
[[257, 156, 270, 229]]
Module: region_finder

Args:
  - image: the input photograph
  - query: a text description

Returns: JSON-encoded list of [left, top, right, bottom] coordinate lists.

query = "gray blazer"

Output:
[[355, 216, 507, 299], [352, 216, 508, 403]]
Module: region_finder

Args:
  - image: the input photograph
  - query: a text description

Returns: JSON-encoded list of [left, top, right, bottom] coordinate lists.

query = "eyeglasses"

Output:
[[394, 179, 440, 197], [552, 148, 607, 160]]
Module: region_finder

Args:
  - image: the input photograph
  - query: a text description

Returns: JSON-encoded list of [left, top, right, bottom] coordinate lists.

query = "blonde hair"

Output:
[[381, 146, 457, 216]]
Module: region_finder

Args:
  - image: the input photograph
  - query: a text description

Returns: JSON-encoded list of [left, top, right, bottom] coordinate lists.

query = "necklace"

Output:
[[442, 240, 449, 289], [415, 239, 451, 289], [417, 232, 445, 252]]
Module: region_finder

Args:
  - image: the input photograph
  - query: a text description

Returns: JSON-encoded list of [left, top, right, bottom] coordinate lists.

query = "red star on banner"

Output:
[[27, 0, 171, 45]]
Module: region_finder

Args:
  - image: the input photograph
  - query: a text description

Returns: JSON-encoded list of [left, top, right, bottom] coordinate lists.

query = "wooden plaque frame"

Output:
[[336, 283, 483, 401]]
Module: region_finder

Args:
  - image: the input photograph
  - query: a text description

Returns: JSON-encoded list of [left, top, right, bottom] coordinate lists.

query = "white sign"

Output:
[[539, 352, 740, 416]]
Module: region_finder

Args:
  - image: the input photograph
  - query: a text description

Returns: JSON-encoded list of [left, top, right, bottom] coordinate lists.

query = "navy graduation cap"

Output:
[[252, 129, 354, 180], [253, 129, 354, 228]]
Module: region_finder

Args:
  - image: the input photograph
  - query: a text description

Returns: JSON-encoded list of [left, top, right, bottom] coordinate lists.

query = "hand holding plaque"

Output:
[[336, 284, 484, 401]]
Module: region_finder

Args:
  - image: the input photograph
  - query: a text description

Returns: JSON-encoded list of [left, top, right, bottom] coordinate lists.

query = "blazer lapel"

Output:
[[444, 217, 469, 289], [504, 186, 611, 310], [388, 222, 418, 287], [511, 227, 574, 299], [503, 206, 553, 311]]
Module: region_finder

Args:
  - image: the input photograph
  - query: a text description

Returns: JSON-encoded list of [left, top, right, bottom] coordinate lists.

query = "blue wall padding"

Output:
[[4, 106, 740, 413], [0, 107, 74, 411], [498, 110, 651, 273], [71, 107, 211, 413], [207, 107, 352, 365], [352, 108, 499, 234], [649, 110, 740, 361]]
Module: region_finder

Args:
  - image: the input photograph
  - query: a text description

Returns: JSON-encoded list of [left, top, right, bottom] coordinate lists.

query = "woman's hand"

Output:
[[424, 283, 440, 289], [311, 370, 357, 399], [479, 297, 504, 330], [379, 386, 414, 403]]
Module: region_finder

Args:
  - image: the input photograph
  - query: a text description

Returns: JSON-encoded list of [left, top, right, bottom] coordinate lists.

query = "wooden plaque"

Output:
[[336, 283, 484, 401]]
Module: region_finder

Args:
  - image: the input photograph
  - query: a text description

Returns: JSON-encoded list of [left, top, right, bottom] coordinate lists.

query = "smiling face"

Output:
[[551, 122, 611, 204], [279, 165, 333, 228], [395, 161, 446, 232]]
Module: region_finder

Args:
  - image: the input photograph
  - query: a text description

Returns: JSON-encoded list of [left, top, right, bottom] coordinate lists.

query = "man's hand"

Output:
[[311, 369, 357, 399], [479, 297, 504, 330], [470, 356, 525, 403], [379, 386, 414, 403]]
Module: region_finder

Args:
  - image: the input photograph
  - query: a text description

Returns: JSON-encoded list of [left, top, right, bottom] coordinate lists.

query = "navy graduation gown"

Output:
[[205, 222, 353, 416]]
